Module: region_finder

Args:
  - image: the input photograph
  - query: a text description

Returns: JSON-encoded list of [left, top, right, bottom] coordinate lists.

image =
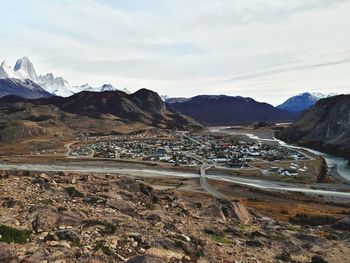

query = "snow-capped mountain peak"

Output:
[[0, 60, 14, 79], [277, 92, 337, 113], [13, 56, 38, 82], [37, 73, 76, 97], [100, 84, 116, 92]]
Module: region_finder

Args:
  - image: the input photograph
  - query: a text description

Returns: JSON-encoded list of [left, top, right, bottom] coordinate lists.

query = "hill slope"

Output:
[[167, 95, 295, 125], [277, 95, 350, 160]]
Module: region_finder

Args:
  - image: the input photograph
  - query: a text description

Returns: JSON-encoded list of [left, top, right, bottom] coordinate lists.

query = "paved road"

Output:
[[200, 163, 223, 198], [1, 162, 350, 201], [178, 132, 222, 197]]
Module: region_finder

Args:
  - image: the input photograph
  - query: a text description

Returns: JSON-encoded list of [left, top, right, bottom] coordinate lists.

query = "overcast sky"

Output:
[[1, 0, 350, 105]]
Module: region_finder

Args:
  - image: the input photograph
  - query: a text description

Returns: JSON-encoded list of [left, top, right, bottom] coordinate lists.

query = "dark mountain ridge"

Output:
[[167, 95, 296, 125], [277, 94, 350, 160], [0, 78, 51, 99]]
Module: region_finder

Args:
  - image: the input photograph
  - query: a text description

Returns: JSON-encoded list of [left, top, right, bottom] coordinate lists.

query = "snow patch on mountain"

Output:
[[277, 92, 337, 113]]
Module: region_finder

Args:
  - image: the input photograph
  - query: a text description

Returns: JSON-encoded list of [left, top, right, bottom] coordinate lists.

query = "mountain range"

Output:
[[0, 56, 127, 97], [166, 95, 297, 125], [0, 56, 345, 128], [277, 94, 350, 160]]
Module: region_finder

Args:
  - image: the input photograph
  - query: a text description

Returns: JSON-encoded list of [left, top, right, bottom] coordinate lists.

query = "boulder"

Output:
[[118, 177, 141, 193], [145, 213, 161, 222], [333, 216, 350, 231], [205, 203, 227, 224], [0, 242, 18, 263], [106, 197, 137, 216], [58, 210, 87, 227], [56, 229, 80, 244], [205, 200, 252, 224], [30, 207, 58, 232], [311, 255, 328, 263]]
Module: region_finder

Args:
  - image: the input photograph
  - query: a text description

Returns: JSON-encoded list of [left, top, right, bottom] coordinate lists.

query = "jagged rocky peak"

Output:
[[13, 56, 38, 81], [38, 73, 68, 86], [1, 60, 10, 68], [0, 60, 14, 79]]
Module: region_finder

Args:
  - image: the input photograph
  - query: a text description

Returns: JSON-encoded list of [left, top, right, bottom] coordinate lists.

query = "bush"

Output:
[[0, 225, 31, 243]]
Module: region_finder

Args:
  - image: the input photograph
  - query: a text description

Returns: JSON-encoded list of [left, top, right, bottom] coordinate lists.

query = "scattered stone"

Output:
[[246, 240, 263, 247], [56, 229, 80, 244], [145, 214, 161, 222], [0, 242, 18, 263], [311, 255, 328, 263]]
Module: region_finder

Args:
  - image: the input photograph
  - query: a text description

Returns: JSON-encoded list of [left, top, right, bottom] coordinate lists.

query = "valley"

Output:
[[1, 84, 350, 262], [1, 1, 350, 261]]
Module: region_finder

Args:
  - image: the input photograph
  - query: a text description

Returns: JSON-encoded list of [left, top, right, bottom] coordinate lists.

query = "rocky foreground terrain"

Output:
[[0, 170, 350, 263]]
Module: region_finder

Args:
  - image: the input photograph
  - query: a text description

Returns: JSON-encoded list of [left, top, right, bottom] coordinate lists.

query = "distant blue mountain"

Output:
[[277, 92, 335, 113]]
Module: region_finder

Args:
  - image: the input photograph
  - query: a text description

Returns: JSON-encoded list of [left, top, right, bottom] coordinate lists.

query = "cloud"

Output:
[[0, 0, 349, 105]]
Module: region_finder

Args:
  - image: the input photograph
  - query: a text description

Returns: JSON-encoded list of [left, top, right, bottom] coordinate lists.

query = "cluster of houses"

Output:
[[69, 145, 91, 157], [86, 139, 200, 166], [269, 163, 308, 177], [189, 137, 309, 169], [70, 133, 309, 176]]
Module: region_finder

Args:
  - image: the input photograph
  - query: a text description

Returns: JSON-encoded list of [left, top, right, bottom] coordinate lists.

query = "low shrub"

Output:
[[0, 225, 31, 243]]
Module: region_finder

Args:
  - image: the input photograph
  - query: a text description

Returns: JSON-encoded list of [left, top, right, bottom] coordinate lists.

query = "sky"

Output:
[[0, 0, 350, 105]]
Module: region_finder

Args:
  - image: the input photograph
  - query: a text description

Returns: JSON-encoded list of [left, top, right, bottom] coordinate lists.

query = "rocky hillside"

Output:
[[1, 170, 349, 262], [0, 78, 51, 99], [277, 95, 350, 160], [167, 95, 296, 125], [1, 89, 201, 130]]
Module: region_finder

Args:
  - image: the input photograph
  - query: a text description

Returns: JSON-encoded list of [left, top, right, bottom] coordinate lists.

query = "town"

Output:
[[68, 131, 311, 178]]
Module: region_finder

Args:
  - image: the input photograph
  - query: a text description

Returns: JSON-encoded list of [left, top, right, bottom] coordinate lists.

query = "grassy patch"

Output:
[[0, 225, 31, 244], [64, 187, 85, 198], [211, 235, 231, 244], [83, 220, 117, 235]]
